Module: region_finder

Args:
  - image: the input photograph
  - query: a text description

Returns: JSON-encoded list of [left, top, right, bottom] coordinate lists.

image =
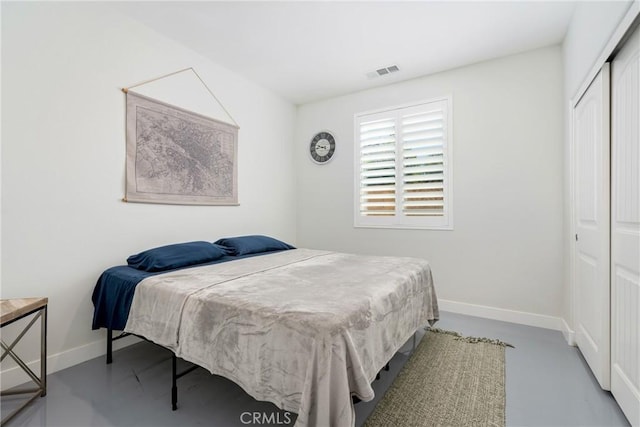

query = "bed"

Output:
[[92, 236, 439, 427]]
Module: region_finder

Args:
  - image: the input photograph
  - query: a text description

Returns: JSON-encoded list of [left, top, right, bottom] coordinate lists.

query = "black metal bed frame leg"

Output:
[[169, 353, 198, 411], [104, 328, 189, 412], [171, 354, 178, 411], [106, 328, 113, 365]]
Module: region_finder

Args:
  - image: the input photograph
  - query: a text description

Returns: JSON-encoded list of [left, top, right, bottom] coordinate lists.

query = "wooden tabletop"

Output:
[[0, 298, 48, 326]]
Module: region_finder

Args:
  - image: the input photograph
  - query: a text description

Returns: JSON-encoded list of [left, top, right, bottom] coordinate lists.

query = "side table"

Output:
[[0, 298, 47, 426]]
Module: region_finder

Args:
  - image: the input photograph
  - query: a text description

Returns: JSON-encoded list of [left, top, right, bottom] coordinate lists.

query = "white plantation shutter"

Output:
[[358, 115, 396, 217], [355, 97, 452, 229], [401, 105, 445, 217]]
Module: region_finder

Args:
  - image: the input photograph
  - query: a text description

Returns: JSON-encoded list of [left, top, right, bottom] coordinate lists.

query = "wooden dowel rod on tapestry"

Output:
[[120, 67, 239, 128]]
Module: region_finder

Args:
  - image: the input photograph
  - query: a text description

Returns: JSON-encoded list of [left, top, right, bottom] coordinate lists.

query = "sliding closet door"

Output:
[[573, 64, 611, 390], [611, 24, 640, 427]]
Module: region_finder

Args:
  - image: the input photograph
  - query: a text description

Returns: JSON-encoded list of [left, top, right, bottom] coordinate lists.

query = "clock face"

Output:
[[309, 131, 336, 164]]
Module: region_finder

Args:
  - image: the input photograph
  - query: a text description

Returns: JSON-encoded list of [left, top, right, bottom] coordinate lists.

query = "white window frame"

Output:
[[353, 96, 453, 230]]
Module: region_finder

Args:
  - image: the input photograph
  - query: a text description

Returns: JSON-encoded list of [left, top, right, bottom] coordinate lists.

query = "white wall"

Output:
[[295, 46, 564, 324], [1, 2, 297, 384], [561, 0, 634, 333]]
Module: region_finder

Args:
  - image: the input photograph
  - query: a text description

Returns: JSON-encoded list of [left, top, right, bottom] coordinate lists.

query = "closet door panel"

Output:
[[573, 64, 611, 390], [611, 24, 640, 427]]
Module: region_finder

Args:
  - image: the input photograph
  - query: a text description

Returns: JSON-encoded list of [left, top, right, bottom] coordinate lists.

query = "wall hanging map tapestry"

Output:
[[125, 91, 238, 205]]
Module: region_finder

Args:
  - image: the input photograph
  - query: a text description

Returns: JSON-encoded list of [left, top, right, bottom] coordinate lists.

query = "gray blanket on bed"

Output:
[[124, 248, 439, 426]]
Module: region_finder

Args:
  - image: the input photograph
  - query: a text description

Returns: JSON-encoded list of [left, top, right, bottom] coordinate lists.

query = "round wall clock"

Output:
[[309, 131, 336, 164]]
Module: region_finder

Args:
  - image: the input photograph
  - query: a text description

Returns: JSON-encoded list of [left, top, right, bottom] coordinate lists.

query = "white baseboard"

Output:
[[0, 334, 140, 389], [438, 299, 566, 332]]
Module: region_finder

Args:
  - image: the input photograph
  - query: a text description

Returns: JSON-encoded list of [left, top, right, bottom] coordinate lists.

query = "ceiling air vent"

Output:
[[367, 65, 400, 79]]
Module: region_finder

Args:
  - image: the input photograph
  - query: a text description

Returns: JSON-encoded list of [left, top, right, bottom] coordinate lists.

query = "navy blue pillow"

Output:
[[214, 235, 294, 256], [127, 241, 230, 272]]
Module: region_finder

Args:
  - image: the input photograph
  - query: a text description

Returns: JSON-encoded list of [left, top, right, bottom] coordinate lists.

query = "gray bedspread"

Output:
[[124, 249, 438, 426]]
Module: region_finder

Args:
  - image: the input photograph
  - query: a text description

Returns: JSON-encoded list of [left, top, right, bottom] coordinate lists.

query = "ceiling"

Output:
[[120, 1, 578, 105]]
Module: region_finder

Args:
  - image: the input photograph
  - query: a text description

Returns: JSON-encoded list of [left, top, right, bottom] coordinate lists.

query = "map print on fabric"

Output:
[[125, 91, 238, 205]]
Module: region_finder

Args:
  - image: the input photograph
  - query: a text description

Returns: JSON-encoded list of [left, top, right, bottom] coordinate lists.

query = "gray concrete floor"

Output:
[[2, 311, 630, 426]]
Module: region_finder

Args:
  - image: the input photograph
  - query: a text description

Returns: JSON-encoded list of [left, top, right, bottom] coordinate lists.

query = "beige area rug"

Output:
[[364, 328, 512, 427]]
